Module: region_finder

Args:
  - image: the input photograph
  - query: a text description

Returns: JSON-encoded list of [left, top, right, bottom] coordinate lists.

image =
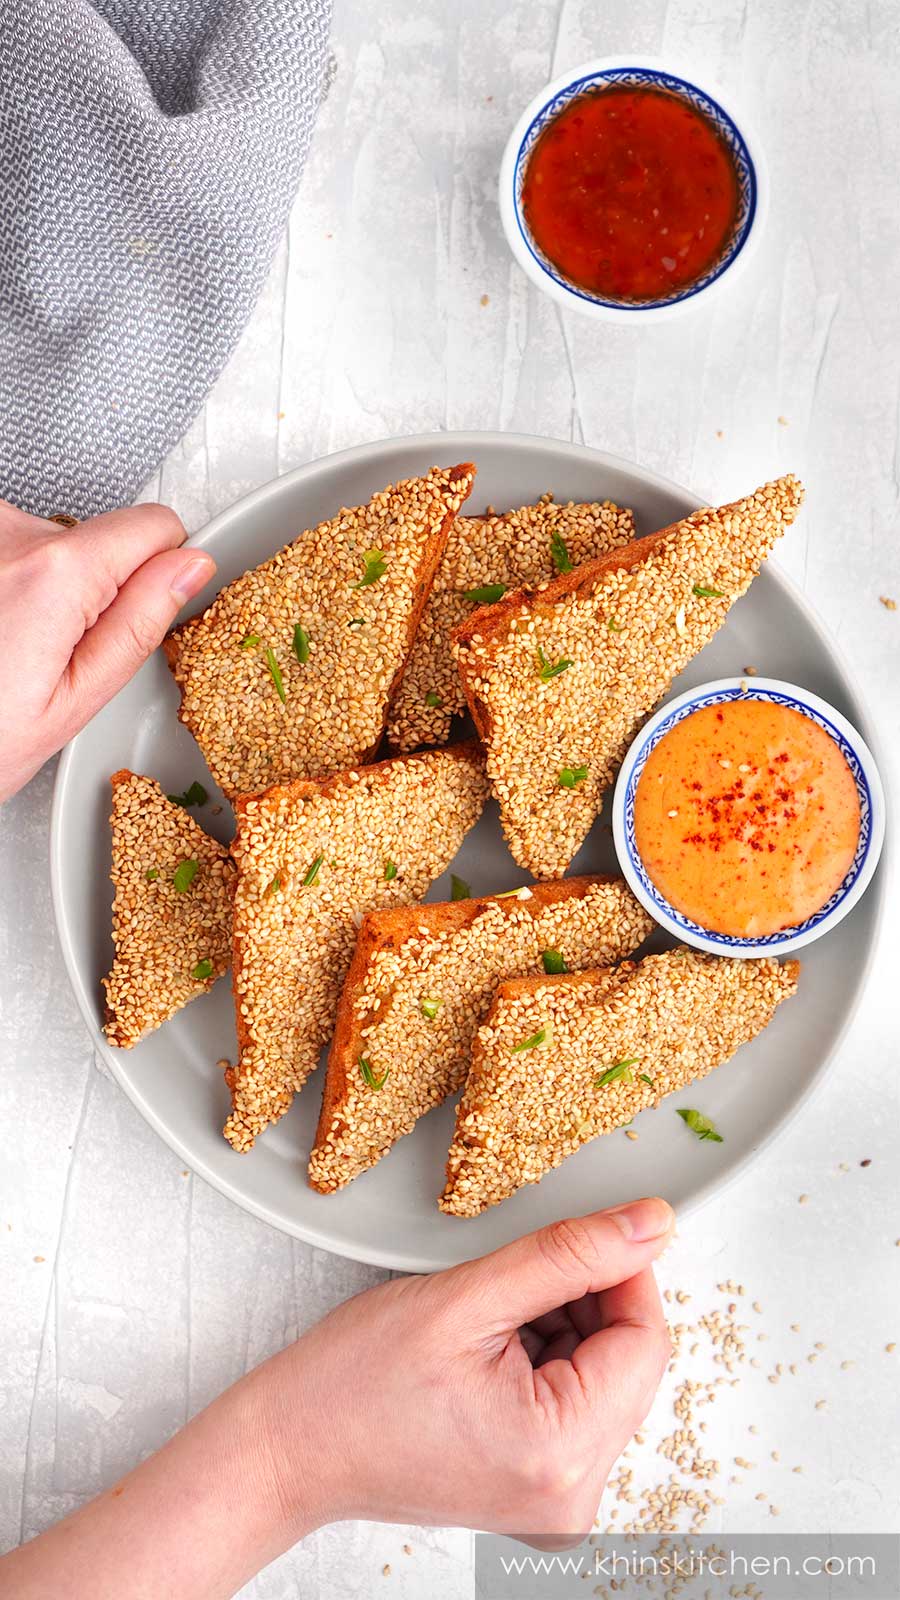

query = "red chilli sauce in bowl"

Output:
[[500, 60, 765, 321]]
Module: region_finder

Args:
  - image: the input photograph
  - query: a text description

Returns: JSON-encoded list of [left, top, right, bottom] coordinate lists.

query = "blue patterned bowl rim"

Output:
[[511, 64, 758, 312], [612, 679, 886, 955]]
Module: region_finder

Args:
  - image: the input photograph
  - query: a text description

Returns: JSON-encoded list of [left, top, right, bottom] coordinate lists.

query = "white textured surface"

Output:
[[2, 0, 899, 1592]]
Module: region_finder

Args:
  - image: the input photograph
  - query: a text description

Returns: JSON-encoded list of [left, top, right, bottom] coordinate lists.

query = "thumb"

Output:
[[59, 547, 216, 729], [448, 1197, 675, 1337]]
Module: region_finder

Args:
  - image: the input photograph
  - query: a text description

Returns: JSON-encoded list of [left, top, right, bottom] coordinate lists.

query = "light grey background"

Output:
[[2, 0, 899, 1595]]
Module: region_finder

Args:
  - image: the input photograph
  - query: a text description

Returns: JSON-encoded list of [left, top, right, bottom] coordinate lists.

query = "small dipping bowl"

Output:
[[612, 678, 885, 957], [499, 55, 768, 323]]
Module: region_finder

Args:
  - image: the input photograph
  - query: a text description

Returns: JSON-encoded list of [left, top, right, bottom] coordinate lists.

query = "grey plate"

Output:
[[50, 433, 885, 1271]]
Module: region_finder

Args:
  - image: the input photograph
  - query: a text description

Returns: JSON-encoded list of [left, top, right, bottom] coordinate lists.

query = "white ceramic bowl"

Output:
[[499, 55, 768, 324], [612, 677, 886, 957]]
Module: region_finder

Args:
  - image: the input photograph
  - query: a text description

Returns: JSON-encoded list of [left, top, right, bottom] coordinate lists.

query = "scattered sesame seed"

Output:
[[880, 596, 897, 611], [33, 1256, 45, 1263], [798, 1193, 809, 1204], [815, 1400, 827, 1410], [887, 1344, 896, 1354]]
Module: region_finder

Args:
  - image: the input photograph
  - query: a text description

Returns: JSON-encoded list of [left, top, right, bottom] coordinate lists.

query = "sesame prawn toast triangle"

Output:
[[307, 876, 652, 1194], [440, 949, 800, 1217], [225, 741, 489, 1151], [164, 463, 476, 800], [386, 495, 634, 752], [103, 771, 236, 1049], [451, 476, 805, 879]]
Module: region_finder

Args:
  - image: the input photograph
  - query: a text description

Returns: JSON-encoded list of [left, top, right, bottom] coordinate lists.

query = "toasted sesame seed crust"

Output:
[[102, 771, 236, 1049], [386, 495, 634, 751], [440, 948, 800, 1215], [451, 476, 805, 879], [307, 876, 652, 1193], [225, 742, 489, 1151], [164, 464, 476, 799]]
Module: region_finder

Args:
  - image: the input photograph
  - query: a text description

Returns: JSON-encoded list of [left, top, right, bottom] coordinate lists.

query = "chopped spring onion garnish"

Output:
[[512, 1024, 551, 1052], [302, 855, 323, 887], [353, 548, 388, 588], [462, 583, 507, 604], [424, 690, 443, 708], [595, 1057, 639, 1088], [676, 1107, 723, 1142], [384, 860, 398, 881], [494, 886, 533, 900], [265, 647, 286, 703], [537, 644, 572, 682], [692, 584, 725, 599], [292, 623, 311, 664], [167, 781, 208, 809], [550, 528, 573, 574], [607, 616, 623, 632], [558, 765, 588, 789], [145, 867, 159, 882], [359, 1056, 389, 1091], [192, 959, 213, 981], [420, 996, 442, 1020], [450, 873, 470, 901], [348, 617, 366, 627], [638, 1072, 655, 1087], [173, 859, 199, 894], [265, 874, 282, 897], [239, 634, 259, 649], [541, 948, 567, 975]]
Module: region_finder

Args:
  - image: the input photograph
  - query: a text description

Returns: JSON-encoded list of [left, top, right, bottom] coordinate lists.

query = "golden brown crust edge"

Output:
[[309, 873, 633, 1190]]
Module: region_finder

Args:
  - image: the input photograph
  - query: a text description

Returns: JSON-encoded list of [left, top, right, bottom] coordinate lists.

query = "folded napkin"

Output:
[[0, 0, 332, 519]]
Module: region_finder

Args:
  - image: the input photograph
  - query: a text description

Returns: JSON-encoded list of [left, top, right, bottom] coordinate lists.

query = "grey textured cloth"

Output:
[[0, 0, 332, 519]]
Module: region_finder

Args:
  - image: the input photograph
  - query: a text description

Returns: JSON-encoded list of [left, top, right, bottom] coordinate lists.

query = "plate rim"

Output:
[[49, 431, 889, 1270]]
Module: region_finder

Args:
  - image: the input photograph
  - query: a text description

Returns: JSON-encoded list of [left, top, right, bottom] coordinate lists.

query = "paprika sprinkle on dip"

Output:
[[633, 700, 860, 938], [521, 84, 741, 303]]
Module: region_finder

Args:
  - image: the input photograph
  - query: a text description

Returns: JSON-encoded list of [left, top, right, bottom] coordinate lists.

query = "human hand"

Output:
[[265, 1197, 674, 1546], [0, 498, 216, 802]]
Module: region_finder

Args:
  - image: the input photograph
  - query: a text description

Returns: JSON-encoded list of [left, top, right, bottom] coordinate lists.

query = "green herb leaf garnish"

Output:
[[265, 647, 286, 703], [265, 874, 282, 897], [173, 859, 199, 894], [348, 617, 366, 627], [359, 1055, 389, 1091], [384, 860, 398, 881], [558, 765, 588, 789], [292, 623, 311, 664], [677, 1107, 723, 1142], [639, 1072, 655, 1087], [537, 644, 572, 682], [353, 548, 388, 588], [303, 855, 323, 887], [541, 948, 567, 975], [167, 780, 208, 809], [513, 1025, 551, 1053], [145, 867, 159, 882], [462, 583, 507, 604], [424, 690, 443, 708], [192, 959, 213, 981], [595, 1057, 639, 1088], [550, 528, 573, 574], [239, 634, 260, 649], [450, 873, 470, 901], [420, 996, 442, 1020], [607, 616, 623, 632], [692, 584, 725, 599]]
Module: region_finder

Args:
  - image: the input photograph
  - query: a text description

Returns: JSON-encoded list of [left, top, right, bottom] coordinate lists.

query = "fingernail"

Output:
[[171, 554, 215, 605], [605, 1197, 674, 1242]]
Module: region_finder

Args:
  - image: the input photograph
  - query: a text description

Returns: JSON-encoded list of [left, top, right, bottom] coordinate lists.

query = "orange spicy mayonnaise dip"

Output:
[[521, 85, 740, 303], [634, 700, 860, 937]]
